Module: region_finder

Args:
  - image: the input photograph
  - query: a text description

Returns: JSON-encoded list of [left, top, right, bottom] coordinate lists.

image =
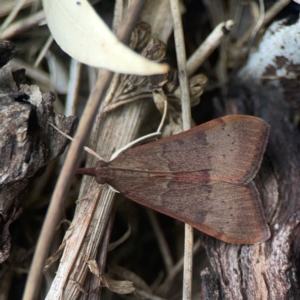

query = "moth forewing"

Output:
[[79, 115, 270, 244]]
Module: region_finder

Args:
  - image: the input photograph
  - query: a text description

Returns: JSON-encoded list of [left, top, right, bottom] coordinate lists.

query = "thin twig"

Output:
[[170, 0, 193, 299], [263, 0, 291, 26], [88, 210, 115, 300], [236, 0, 291, 48], [170, 0, 191, 131], [22, 2, 147, 298], [186, 20, 234, 77], [65, 59, 81, 116], [107, 224, 131, 252], [147, 210, 174, 275], [0, 10, 45, 39], [34, 35, 54, 67], [0, 0, 27, 31], [0, 0, 35, 18], [113, 0, 124, 33], [159, 239, 201, 293], [248, 0, 265, 45]]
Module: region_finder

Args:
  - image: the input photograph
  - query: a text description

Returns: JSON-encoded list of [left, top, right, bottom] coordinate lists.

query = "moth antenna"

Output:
[[48, 121, 102, 160], [157, 100, 168, 133], [110, 132, 161, 160], [110, 100, 167, 161]]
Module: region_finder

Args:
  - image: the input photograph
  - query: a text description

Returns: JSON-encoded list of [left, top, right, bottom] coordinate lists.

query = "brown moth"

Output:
[[77, 115, 270, 244]]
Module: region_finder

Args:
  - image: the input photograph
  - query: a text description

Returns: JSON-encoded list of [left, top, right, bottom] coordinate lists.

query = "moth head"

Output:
[[95, 160, 110, 185]]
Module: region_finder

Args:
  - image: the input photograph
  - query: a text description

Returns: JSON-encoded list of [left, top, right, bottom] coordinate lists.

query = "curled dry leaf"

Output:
[[42, 0, 169, 75], [101, 277, 135, 295], [44, 241, 66, 272], [87, 260, 101, 277], [173, 73, 208, 106], [86, 260, 135, 295]]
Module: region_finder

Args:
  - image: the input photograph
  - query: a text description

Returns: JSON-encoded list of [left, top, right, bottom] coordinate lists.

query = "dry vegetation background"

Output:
[[1, 0, 300, 299]]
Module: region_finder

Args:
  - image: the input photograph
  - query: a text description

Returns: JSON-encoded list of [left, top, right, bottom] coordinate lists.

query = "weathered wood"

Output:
[[0, 40, 16, 68], [0, 49, 78, 263], [201, 89, 300, 299], [201, 19, 300, 299]]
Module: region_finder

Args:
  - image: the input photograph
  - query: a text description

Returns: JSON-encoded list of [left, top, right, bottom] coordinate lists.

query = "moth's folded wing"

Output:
[[110, 177, 270, 244], [110, 115, 269, 184]]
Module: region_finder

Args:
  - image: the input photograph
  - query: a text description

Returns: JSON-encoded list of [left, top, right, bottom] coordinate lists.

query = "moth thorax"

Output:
[[95, 160, 110, 184]]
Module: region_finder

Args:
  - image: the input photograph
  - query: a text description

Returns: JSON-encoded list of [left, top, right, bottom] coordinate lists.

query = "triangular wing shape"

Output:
[[108, 177, 270, 244], [92, 115, 270, 244], [109, 115, 269, 184]]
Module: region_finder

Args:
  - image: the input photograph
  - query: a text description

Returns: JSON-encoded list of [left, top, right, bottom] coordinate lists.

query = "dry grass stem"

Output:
[[34, 35, 53, 67], [0, 0, 36, 18], [170, 0, 193, 299], [107, 225, 131, 252], [158, 239, 201, 294], [186, 20, 234, 77], [0, 0, 27, 30], [236, 0, 291, 48], [0, 10, 45, 39], [65, 59, 81, 116], [147, 210, 174, 275]]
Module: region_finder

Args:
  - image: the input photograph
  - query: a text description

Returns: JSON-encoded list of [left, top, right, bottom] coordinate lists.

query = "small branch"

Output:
[[65, 59, 81, 117], [186, 20, 234, 77], [147, 210, 174, 275], [34, 35, 54, 67], [158, 239, 201, 293], [248, 0, 265, 44], [263, 0, 291, 27], [170, 0, 193, 299], [0, 10, 45, 39], [22, 1, 147, 299], [170, 0, 191, 131], [236, 0, 291, 48], [0, 0, 27, 30]]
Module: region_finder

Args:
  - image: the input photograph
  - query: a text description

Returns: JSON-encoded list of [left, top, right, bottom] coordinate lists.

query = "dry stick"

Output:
[[34, 35, 54, 67], [24, 70, 113, 300], [235, 0, 291, 48], [107, 224, 131, 252], [113, 0, 124, 33], [248, 0, 265, 45], [0, 10, 45, 39], [186, 20, 234, 77], [263, 0, 291, 25], [169, 0, 193, 299], [0, 0, 27, 30], [0, 0, 35, 18], [65, 59, 82, 116], [160, 239, 201, 292], [22, 1, 147, 299], [147, 210, 174, 276], [88, 209, 115, 300]]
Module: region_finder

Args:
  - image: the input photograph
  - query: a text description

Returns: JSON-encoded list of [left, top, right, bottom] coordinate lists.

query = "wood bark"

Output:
[[0, 41, 78, 263], [200, 19, 300, 299]]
